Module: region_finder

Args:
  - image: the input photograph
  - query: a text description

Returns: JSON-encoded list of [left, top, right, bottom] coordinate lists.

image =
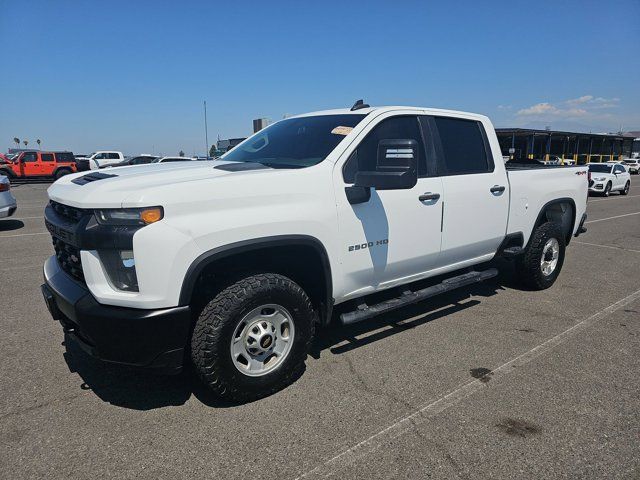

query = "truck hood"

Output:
[[47, 160, 286, 208]]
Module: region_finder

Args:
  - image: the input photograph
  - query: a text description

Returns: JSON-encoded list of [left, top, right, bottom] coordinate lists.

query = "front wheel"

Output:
[[620, 181, 630, 195], [191, 273, 316, 402], [603, 182, 612, 197], [516, 222, 566, 290]]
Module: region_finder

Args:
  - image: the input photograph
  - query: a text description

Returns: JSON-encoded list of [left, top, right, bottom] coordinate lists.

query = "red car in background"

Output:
[[0, 151, 77, 180]]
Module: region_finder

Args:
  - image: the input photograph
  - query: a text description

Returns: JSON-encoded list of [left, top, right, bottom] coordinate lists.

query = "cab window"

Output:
[[41, 153, 54, 162], [433, 117, 493, 175], [23, 152, 38, 162], [343, 116, 428, 183]]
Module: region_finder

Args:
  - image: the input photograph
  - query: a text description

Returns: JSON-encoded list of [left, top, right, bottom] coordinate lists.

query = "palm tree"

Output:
[[23, 139, 28, 148], [178, 150, 185, 157], [13, 137, 19, 149], [36, 139, 41, 149]]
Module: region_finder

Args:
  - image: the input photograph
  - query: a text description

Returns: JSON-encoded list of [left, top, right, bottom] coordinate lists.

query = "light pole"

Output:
[[204, 101, 209, 158]]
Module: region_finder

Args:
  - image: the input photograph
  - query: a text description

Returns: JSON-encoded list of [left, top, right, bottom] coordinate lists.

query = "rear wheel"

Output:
[[620, 181, 630, 195], [54, 169, 71, 180], [191, 273, 316, 402], [516, 222, 566, 290]]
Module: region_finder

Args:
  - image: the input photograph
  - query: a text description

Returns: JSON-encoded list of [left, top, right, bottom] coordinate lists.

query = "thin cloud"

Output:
[[516, 95, 619, 119]]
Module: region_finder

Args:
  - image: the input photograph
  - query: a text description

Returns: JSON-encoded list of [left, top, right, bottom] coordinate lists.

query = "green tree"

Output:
[[209, 144, 217, 158], [23, 139, 28, 148], [13, 137, 20, 149], [178, 150, 185, 157]]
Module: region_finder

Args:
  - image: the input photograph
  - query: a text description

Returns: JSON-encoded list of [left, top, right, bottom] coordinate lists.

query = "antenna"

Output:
[[350, 99, 370, 111]]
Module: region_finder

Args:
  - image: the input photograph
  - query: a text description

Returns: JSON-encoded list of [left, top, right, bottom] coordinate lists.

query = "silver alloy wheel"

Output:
[[624, 182, 630, 194], [540, 238, 560, 276], [230, 304, 295, 377]]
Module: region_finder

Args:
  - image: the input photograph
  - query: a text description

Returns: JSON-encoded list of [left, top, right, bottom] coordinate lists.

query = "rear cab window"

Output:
[[41, 153, 55, 162], [55, 152, 75, 163], [431, 117, 494, 175]]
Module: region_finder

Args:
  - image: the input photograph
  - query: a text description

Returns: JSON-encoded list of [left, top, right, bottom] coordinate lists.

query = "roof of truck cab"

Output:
[[291, 106, 486, 120]]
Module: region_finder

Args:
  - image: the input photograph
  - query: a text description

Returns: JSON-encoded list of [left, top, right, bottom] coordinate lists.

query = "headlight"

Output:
[[593, 177, 606, 182], [99, 249, 139, 292], [95, 207, 163, 226]]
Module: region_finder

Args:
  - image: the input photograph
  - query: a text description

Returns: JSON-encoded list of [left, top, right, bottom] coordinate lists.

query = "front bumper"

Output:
[[42, 255, 191, 374], [0, 203, 17, 218]]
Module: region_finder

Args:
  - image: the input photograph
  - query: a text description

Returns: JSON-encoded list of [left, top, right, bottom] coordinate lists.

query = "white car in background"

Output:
[[588, 162, 631, 196], [0, 174, 17, 219], [152, 156, 196, 163], [623, 158, 639, 174], [77, 151, 125, 170]]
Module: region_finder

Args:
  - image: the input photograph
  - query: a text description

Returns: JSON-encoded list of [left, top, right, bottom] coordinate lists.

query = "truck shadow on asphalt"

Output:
[[62, 259, 519, 410], [0, 220, 25, 232]]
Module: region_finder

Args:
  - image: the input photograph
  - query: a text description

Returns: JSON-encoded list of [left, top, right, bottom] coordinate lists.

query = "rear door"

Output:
[[431, 116, 509, 265], [40, 153, 55, 175]]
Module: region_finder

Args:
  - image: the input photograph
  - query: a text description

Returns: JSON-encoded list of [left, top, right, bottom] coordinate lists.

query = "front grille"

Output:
[[53, 236, 85, 282], [50, 200, 86, 223]]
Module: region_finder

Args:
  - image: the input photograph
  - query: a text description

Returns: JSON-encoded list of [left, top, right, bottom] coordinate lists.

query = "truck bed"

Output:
[[505, 163, 588, 245]]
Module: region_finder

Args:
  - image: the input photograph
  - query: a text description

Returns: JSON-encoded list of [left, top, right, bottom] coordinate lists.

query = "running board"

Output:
[[339, 268, 499, 325]]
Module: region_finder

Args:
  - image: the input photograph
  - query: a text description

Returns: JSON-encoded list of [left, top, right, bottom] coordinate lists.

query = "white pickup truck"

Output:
[[76, 151, 125, 170], [41, 103, 588, 401]]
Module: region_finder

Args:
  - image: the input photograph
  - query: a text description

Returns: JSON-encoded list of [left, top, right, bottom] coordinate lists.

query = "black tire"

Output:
[[620, 181, 630, 195], [0, 169, 13, 179], [516, 222, 566, 290], [191, 273, 316, 402], [603, 182, 611, 197], [54, 169, 71, 180]]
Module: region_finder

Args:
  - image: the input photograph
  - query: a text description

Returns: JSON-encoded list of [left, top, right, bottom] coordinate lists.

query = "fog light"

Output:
[[99, 250, 139, 292]]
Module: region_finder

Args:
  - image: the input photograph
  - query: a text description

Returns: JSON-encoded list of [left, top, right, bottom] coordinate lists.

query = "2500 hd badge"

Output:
[[348, 239, 389, 252]]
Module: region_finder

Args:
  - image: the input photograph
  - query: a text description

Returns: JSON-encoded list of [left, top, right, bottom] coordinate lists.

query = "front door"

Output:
[[334, 113, 444, 300], [20, 152, 42, 176], [430, 116, 509, 265]]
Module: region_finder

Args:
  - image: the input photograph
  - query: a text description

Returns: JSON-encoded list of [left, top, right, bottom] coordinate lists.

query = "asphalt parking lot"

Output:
[[1, 177, 639, 480]]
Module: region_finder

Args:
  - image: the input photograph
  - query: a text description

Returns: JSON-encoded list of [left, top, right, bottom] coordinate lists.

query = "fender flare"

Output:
[[529, 197, 576, 247], [52, 166, 72, 177], [179, 235, 334, 321]]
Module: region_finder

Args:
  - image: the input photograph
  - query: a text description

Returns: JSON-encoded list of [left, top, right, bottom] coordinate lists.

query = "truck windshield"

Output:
[[588, 164, 612, 173], [222, 114, 366, 168]]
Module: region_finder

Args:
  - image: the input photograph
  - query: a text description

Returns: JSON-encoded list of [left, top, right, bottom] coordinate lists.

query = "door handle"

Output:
[[490, 185, 506, 193], [419, 192, 440, 202]]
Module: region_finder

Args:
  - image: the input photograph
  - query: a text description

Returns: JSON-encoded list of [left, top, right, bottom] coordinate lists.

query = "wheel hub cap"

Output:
[[231, 304, 295, 377], [540, 238, 560, 276]]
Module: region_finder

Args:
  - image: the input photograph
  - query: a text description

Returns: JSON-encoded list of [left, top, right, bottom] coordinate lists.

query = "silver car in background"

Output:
[[0, 174, 17, 219]]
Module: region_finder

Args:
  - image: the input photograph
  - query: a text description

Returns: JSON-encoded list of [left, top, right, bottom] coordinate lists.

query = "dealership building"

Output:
[[496, 128, 637, 164]]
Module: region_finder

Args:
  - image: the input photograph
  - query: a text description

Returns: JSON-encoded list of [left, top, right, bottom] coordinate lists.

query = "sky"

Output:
[[1, 0, 639, 156]]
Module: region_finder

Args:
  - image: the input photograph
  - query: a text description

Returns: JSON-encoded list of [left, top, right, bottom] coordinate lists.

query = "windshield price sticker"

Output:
[[331, 126, 354, 136]]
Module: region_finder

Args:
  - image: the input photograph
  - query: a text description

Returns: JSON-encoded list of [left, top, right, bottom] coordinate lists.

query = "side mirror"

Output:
[[354, 139, 418, 190]]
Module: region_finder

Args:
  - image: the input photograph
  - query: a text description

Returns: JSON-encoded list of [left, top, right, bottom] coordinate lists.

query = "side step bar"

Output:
[[339, 268, 498, 325]]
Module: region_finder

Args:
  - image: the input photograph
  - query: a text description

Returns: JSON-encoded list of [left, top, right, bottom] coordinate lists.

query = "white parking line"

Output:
[[0, 232, 48, 239], [585, 211, 640, 224], [295, 288, 640, 479], [589, 194, 640, 203], [10, 216, 43, 220], [575, 241, 640, 254]]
